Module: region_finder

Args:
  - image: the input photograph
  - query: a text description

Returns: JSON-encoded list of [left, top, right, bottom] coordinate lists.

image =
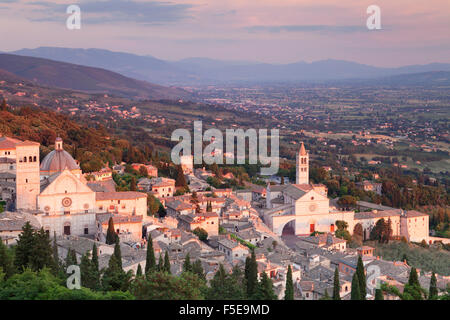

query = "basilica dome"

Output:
[[40, 138, 80, 174]]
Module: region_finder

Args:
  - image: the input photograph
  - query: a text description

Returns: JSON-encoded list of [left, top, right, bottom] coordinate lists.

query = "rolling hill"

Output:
[[11, 47, 450, 85], [0, 53, 193, 100]]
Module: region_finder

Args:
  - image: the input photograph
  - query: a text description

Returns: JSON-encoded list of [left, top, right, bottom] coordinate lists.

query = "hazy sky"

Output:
[[1, 0, 449, 66]]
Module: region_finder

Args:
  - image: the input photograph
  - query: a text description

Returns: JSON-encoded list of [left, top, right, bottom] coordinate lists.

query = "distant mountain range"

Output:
[[0, 53, 193, 100], [10, 47, 450, 85]]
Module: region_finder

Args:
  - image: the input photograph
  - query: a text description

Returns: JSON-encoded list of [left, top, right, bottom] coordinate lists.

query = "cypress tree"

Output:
[[333, 267, 341, 300], [375, 288, 384, 300], [92, 243, 99, 272], [175, 165, 187, 187], [351, 273, 361, 300], [106, 217, 118, 245], [65, 248, 77, 267], [183, 253, 192, 273], [91, 243, 100, 290], [14, 221, 35, 271], [408, 267, 420, 287], [80, 252, 95, 289], [284, 265, 294, 300], [157, 252, 163, 271], [355, 255, 366, 300], [323, 289, 330, 300], [113, 240, 122, 269], [145, 235, 156, 274], [163, 251, 171, 274], [429, 272, 438, 300], [245, 250, 258, 298], [136, 264, 143, 277], [51, 232, 60, 275]]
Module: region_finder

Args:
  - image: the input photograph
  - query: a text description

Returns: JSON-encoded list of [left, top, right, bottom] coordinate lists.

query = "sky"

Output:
[[0, 0, 449, 67]]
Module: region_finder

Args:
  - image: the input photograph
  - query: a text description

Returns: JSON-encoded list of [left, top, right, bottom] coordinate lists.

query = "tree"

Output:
[[375, 288, 384, 300], [245, 250, 258, 298], [335, 220, 352, 242], [255, 272, 277, 300], [131, 271, 206, 300], [356, 255, 366, 300], [193, 227, 208, 241], [130, 176, 137, 191], [65, 248, 77, 268], [183, 253, 192, 273], [163, 251, 171, 274], [14, 222, 35, 271], [80, 252, 98, 290], [351, 273, 361, 300], [147, 194, 160, 216], [113, 240, 122, 269], [145, 236, 156, 275], [1, 99, 7, 111], [106, 217, 118, 245], [208, 264, 245, 300], [29, 228, 54, 272], [175, 165, 187, 187], [408, 267, 420, 287], [136, 264, 143, 277], [0, 240, 15, 279], [157, 252, 163, 272], [102, 254, 131, 292], [333, 267, 341, 300], [429, 272, 438, 300], [51, 232, 61, 276], [90, 244, 100, 290], [192, 260, 205, 281], [284, 265, 294, 300]]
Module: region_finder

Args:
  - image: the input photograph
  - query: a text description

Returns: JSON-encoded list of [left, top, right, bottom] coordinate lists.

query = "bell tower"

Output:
[[296, 142, 309, 184], [15, 140, 40, 211]]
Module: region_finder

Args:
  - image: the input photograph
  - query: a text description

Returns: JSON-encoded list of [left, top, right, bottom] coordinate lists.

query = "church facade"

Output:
[[0, 136, 147, 240], [263, 142, 429, 243]]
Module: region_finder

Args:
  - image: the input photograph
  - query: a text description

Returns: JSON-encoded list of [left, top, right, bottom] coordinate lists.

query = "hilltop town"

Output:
[[1, 132, 448, 300]]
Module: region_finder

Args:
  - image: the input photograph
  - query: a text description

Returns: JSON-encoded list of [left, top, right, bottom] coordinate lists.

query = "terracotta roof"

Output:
[[95, 191, 147, 201], [406, 210, 428, 218], [0, 136, 22, 150]]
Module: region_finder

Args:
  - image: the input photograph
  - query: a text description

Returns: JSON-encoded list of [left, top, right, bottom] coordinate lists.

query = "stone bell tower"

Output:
[[15, 140, 41, 211], [296, 142, 309, 185]]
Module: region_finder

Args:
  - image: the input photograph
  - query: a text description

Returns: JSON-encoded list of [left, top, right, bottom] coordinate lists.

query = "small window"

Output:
[[84, 228, 89, 235]]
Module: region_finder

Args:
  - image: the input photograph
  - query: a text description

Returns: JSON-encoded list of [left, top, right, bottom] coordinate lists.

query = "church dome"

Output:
[[40, 138, 80, 173]]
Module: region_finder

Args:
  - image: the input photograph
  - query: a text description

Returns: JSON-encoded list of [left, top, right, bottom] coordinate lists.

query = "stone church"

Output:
[[0, 136, 147, 239], [263, 142, 429, 243]]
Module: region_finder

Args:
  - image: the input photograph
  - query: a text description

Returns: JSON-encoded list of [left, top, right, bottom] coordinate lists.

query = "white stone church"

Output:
[[263, 142, 429, 243], [0, 136, 147, 239]]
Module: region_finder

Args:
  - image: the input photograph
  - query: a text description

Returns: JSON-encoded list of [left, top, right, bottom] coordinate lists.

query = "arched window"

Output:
[[33, 156, 37, 162], [23, 156, 27, 162], [29, 156, 33, 162]]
